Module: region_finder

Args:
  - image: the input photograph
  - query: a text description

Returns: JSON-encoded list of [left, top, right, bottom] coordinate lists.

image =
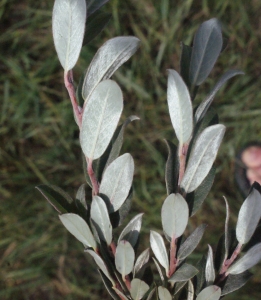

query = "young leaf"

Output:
[[168, 263, 198, 285], [100, 153, 134, 212], [86, 0, 109, 16], [82, 36, 140, 101], [133, 248, 150, 277], [177, 224, 207, 261], [59, 213, 96, 250], [80, 80, 123, 160], [152, 257, 165, 283], [115, 240, 135, 278], [221, 270, 252, 296], [187, 280, 195, 300], [161, 193, 189, 239], [236, 188, 261, 244], [195, 70, 244, 123], [180, 124, 225, 193], [189, 18, 223, 86], [167, 69, 193, 145], [91, 196, 112, 245], [118, 213, 143, 248], [75, 184, 87, 210], [227, 243, 261, 275], [158, 286, 172, 300], [86, 249, 115, 285], [52, 0, 86, 71], [195, 285, 221, 300], [150, 231, 169, 276], [180, 42, 192, 88], [205, 245, 215, 285], [130, 278, 150, 300]]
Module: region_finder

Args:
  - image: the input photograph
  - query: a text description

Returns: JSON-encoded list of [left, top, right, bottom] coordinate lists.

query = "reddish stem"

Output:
[[87, 159, 99, 196], [178, 143, 189, 187], [110, 241, 117, 256], [124, 275, 131, 290], [168, 237, 177, 277]]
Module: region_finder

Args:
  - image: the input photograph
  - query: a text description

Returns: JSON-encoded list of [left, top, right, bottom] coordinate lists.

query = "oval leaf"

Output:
[[59, 213, 96, 250], [221, 270, 252, 296], [150, 231, 169, 275], [167, 69, 193, 145], [115, 240, 135, 278], [190, 18, 223, 86], [205, 245, 215, 284], [91, 196, 112, 245], [236, 188, 261, 244], [133, 248, 150, 276], [80, 79, 123, 160], [196, 285, 221, 300], [181, 124, 225, 193], [158, 286, 172, 300], [161, 193, 189, 239], [118, 213, 143, 248], [100, 153, 134, 212], [52, 0, 86, 71], [82, 36, 140, 100], [130, 278, 150, 300], [227, 243, 261, 275], [168, 263, 198, 284]]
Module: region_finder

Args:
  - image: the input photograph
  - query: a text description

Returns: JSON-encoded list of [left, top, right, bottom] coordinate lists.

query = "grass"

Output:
[[1, 0, 261, 299]]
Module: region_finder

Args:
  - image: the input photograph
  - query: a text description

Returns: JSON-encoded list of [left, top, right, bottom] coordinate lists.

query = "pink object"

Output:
[[241, 146, 261, 185]]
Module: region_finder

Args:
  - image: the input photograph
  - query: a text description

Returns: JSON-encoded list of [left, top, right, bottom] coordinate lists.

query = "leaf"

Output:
[[91, 196, 112, 245], [195, 285, 221, 300], [152, 257, 165, 283], [133, 248, 150, 277], [164, 139, 179, 195], [169, 263, 198, 284], [75, 184, 87, 210], [180, 124, 225, 193], [100, 153, 134, 212], [82, 36, 140, 101], [195, 70, 244, 123], [180, 42, 192, 88], [86, 0, 109, 16], [223, 197, 230, 262], [221, 270, 252, 296], [236, 188, 261, 244], [150, 231, 169, 276], [80, 79, 123, 160], [205, 245, 215, 285], [173, 281, 187, 295], [115, 240, 135, 278], [227, 242, 261, 275], [118, 213, 143, 248], [161, 193, 189, 239], [158, 286, 172, 300], [98, 270, 120, 300], [130, 278, 150, 300], [52, 0, 86, 71], [167, 69, 193, 145], [194, 255, 207, 295], [189, 18, 223, 86], [59, 213, 96, 250], [36, 184, 73, 214], [146, 287, 156, 300], [113, 288, 129, 300], [84, 11, 111, 45], [86, 249, 115, 285], [186, 167, 216, 216], [177, 224, 207, 261], [187, 280, 195, 300]]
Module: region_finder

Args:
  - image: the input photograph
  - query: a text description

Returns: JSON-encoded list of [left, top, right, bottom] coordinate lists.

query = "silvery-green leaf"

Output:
[[75, 184, 87, 210], [86, 249, 115, 285], [196, 285, 221, 300], [236, 188, 261, 244], [221, 270, 252, 296], [152, 257, 164, 283], [100, 153, 134, 212], [146, 288, 156, 300], [189, 18, 223, 86], [80, 80, 123, 160], [133, 248, 150, 276], [167, 69, 193, 145], [205, 245, 215, 285], [227, 243, 261, 275], [195, 255, 207, 295], [82, 36, 140, 100], [150, 231, 169, 275], [181, 124, 225, 193], [161, 193, 189, 239], [115, 240, 135, 277], [98, 270, 119, 300], [86, 0, 109, 16], [195, 70, 244, 123], [52, 0, 86, 71], [130, 278, 150, 300], [59, 213, 96, 250], [118, 213, 143, 248], [91, 196, 112, 245], [187, 280, 194, 300], [224, 197, 230, 261], [168, 263, 198, 284], [177, 224, 207, 261], [158, 286, 172, 300]]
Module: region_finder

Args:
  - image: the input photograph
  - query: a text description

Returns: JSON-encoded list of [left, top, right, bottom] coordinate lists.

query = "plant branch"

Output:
[[178, 142, 189, 187], [168, 236, 177, 277], [87, 158, 99, 196]]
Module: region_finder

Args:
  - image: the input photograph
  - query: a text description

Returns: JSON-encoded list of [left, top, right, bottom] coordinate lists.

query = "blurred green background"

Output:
[[1, 0, 261, 299]]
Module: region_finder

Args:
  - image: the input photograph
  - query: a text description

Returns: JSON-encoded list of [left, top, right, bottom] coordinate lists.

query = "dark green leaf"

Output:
[[169, 263, 198, 285], [75, 184, 88, 219], [173, 281, 187, 295], [221, 270, 252, 296], [164, 139, 179, 195], [98, 269, 120, 300], [180, 42, 192, 89], [194, 255, 207, 295], [86, 0, 109, 16]]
